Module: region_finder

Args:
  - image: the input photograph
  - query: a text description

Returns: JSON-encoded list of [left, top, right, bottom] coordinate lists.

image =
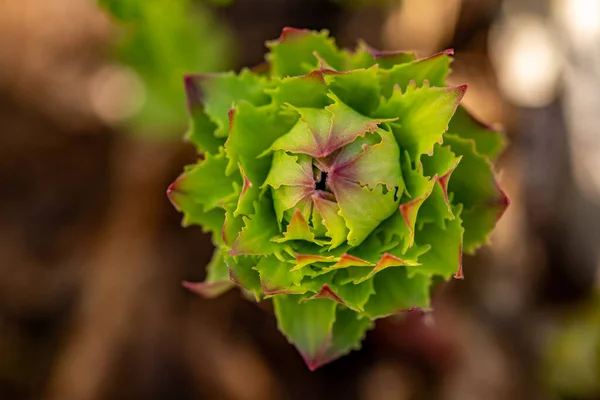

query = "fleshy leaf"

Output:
[[418, 144, 461, 226], [443, 134, 508, 252], [324, 66, 382, 115], [330, 179, 399, 247], [321, 307, 373, 366], [447, 105, 506, 162], [230, 196, 281, 257], [167, 188, 225, 232], [379, 50, 453, 97], [272, 186, 313, 225], [461, 201, 508, 255], [183, 78, 224, 154], [188, 71, 272, 138], [225, 255, 262, 300], [332, 127, 404, 192], [221, 206, 244, 247], [363, 267, 431, 319], [273, 295, 337, 370], [255, 255, 308, 295], [263, 151, 314, 189], [329, 274, 375, 312], [375, 82, 466, 159], [386, 154, 437, 251], [168, 149, 239, 211], [443, 134, 500, 208], [271, 95, 391, 158], [312, 195, 349, 249], [412, 205, 464, 279], [269, 71, 330, 108], [267, 28, 345, 77], [226, 101, 297, 213], [273, 209, 326, 245]]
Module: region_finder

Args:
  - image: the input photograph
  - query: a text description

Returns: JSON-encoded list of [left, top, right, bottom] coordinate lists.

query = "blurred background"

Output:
[[1, 0, 599, 399]]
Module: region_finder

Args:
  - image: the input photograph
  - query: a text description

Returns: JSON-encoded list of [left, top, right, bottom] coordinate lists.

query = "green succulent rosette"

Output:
[[168, 28, 508, 370]]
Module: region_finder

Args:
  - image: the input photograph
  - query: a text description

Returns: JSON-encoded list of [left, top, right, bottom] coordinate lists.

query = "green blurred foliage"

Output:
[[543, 293, 600, 399], [98, 0, 233, 136]]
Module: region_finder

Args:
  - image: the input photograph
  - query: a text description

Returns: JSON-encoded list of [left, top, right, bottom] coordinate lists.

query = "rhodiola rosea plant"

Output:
[[168, 28, 508, 370]]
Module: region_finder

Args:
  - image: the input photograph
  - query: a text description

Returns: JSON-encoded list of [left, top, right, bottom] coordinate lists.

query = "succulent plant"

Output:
[[168, 28, 508, 370]]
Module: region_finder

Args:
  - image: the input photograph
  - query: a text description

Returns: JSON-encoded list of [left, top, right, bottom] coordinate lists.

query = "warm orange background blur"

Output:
[[1, 1, 599, 399]]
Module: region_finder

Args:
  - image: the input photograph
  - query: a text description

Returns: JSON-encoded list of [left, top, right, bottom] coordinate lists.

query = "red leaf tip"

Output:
[[279, 27, 311, 41], [228, 107, 236, 132], [311, 284, 346, 306], [454, 243, 464, 279], [182, 280, 233, 298], [166, 180, 181, 210], [183, 74, 205, 111], [454, 84, 468, 99]]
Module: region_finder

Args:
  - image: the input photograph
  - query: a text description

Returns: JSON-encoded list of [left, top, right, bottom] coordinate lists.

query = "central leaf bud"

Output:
[[263, 97, 405, 247]]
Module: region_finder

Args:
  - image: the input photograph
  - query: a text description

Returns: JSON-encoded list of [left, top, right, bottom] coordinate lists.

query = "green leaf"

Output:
[[183, 84, 224, 154], [443, 134, 499, 208], [330, 179, 399, 247], [168, 189, 225, 232], [378, 154, 436, 251], [263, 151, 314, 189], [193, 70, 273, 138], [271, 95, 389, 158], [379, 50, 453, 98], [272, 185, 312, 225], [169, 149, 239, 211], [330, 273, 375, 312], [332, 127, 404, 192], [220, 205, 244, 247], [206, 247, 232, 283], [255, 255, 308, 295], [421, 143, 460, 178], [267, 28, 345, 77], [364, 267, 431, 319], [444, 135, 508, 254], [412, 205, 464, 279], [461, 203, 506, 255], [230, 196, 281, 257], [375, 82, 466, 159], [273, 209, 327, 245], [225, 255, 262, 300], [325, 66, 382, 115], [443, 134, 508, 252], [312, 195, 349, 249], [447, 105, 506, 162], [418, 144, 461, 226], [322, 307, 373, 365], [417, 183, 454, 228], [268, 71, 330, 108], [227, 101, 297, 215], [273, 295, 338, 370]]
